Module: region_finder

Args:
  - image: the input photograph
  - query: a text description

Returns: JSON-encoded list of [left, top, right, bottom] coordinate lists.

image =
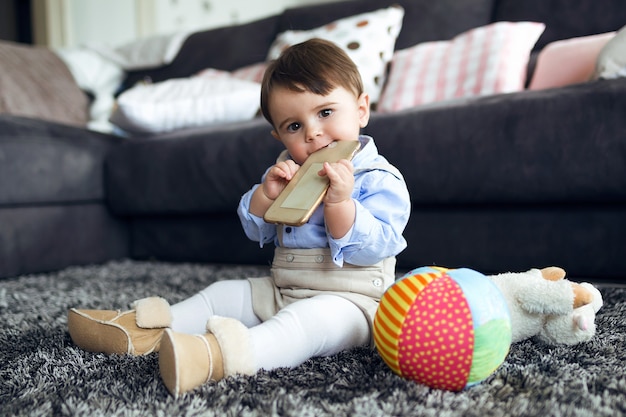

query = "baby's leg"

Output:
[[158, 292, 369, 395], [250, 294, 369, 371], [170, 280, 261, 334]]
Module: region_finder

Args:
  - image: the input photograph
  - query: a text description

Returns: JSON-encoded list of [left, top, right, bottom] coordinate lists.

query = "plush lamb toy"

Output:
[[488, 267, 603, 345]]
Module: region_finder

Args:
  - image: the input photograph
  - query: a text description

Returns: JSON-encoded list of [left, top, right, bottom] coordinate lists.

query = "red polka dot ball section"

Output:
[[397, 275, 474, 390]]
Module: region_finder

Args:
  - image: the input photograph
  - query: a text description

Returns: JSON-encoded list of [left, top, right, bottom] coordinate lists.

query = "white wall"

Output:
[[33, 0, 344, 48], [67, 0, 139, 47], [144, 0, 330, 37]]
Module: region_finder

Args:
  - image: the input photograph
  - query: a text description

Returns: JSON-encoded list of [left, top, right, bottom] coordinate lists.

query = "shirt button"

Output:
[[372, 278, 383, 287], [285, 227, 292, 233], [286, 254, 295, 262], [315, 255, 324, 263]]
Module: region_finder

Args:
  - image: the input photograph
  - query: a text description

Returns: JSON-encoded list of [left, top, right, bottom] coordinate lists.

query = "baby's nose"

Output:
[[306, 126, 323, 142]]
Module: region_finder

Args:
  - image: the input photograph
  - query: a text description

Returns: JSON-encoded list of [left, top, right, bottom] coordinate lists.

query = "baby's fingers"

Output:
[[270, 160, 300, 181], [321, 159, 353, 179]]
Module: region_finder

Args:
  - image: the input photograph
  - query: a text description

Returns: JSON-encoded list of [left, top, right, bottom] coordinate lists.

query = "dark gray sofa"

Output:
[[1, 0, 625, 281]]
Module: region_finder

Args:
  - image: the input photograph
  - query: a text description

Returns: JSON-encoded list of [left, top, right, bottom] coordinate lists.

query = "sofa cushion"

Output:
[[366, 78, 626, 205], [106, 118, 284, 215], [0, 41, 89, 127], [493, 0, 626, 51], [0, 115, 123, 206], [278, 0, 495, 51], [378, 22, 545, 112]]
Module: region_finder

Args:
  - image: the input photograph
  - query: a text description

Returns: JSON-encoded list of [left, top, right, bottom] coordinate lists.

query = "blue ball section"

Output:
[[448, 268, 512, 330]]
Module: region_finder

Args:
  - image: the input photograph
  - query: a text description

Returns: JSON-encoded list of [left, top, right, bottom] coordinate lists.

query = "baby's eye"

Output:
[[287, 122, 301, 132], [320, 109, 333, 118]]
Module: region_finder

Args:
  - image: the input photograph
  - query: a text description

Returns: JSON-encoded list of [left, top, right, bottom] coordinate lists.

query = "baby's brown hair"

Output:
[[260, 38, 364, 127]]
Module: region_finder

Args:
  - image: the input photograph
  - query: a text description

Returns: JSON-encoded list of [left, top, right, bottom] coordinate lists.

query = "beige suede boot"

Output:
[[68, 297, 172, 355], [158, 316, 256, 397]]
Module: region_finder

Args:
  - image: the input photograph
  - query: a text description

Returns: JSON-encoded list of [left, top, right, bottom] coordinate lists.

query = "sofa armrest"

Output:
[[0, 115, 123, 206]]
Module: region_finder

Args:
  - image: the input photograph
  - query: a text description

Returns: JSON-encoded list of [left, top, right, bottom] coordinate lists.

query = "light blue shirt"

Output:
[[237, 136, 411, 267]]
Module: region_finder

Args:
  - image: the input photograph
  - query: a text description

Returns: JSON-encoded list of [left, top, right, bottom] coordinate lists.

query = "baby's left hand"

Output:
[[320, 159, 354, 205]]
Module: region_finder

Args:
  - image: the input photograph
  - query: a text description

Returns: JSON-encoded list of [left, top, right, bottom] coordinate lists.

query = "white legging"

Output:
[[170, 279, 370, 371]]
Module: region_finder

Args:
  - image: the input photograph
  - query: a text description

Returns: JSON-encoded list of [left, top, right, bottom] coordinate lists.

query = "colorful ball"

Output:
[[373, 266, 511, 391]]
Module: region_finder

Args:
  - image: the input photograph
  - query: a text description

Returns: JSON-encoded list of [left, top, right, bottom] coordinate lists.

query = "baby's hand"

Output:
[[320, 159, 354, 205], [262, 160, 300, 200]]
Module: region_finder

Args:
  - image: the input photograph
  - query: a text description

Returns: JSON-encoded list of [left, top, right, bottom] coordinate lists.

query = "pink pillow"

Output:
[[377, 22, 545, 113], [231, 62, 269, 84], [528, 32, 616, 90]]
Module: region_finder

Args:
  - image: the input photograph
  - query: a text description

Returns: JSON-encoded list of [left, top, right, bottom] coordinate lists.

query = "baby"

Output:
[[68, 38, 411, 397]]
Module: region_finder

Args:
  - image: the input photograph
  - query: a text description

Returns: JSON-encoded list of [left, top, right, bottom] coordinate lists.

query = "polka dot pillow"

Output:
[[266, 6, 405, 104], [377, 22, 546, 113]]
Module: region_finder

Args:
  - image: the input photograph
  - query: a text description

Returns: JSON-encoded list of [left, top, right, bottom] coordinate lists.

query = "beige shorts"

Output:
[[248, 247, 396, 333]]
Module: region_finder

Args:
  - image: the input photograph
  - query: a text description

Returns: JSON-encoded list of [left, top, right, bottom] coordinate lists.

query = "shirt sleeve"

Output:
[[237, 184, 277, 247], [328, 170, 410, 266]]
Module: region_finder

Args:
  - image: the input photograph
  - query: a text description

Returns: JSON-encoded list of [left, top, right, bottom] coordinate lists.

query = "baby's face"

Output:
[[269, 85, 370, 165]]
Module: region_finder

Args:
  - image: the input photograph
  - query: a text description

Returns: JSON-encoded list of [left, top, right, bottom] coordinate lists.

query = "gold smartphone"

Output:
[[263, 140, 361, 226]]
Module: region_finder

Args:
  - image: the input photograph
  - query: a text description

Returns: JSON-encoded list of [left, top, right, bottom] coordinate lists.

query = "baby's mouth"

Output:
[[313, 141, 337, 154]]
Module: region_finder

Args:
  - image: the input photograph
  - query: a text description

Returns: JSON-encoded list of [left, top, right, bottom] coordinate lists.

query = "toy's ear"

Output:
[[580, 282, 603, 312], [572, 283, 594, 308], [540, 266, 593, 308], [540, 266, 566, 281]]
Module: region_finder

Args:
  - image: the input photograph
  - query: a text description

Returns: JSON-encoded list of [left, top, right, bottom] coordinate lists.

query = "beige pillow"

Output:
[[0, 41, 89, 126]]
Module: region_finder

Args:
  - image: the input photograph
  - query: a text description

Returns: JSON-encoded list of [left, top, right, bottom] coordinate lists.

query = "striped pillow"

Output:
[[377, 22, 545, 113]]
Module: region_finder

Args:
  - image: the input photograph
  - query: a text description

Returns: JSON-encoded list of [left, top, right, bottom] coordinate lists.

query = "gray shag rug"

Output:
[[1, 260, 625, 417]]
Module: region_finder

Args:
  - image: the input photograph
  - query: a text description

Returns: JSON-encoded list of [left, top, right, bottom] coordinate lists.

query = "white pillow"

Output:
[[266, 6, 405, 104], [90, 31, 191, 70], [110, 70, 260, 134], [377, 22, 546, 113], [594, 25, 626, 80], [56, 47, 126, 133]]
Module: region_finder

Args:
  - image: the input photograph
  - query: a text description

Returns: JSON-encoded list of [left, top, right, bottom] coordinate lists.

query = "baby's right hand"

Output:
[[262, 160, 300, 200]]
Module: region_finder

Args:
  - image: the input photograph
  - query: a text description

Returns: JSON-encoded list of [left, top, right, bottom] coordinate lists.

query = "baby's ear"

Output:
[[358, 93, 370, 128]]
